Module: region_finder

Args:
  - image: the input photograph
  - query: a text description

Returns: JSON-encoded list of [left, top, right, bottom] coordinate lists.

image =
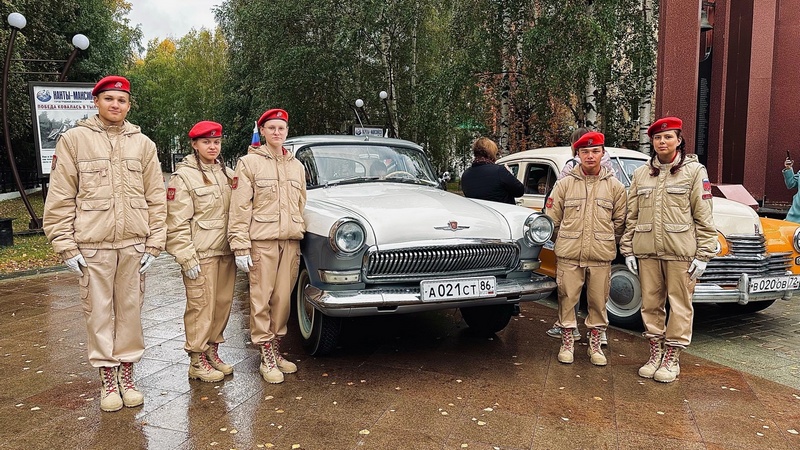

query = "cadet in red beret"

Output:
[[228, 109, 307, 384], [166, 120, 236, 383], [545, 130, 626, 367], [43, 74, 166, 412], [620, 116, 716, 383]]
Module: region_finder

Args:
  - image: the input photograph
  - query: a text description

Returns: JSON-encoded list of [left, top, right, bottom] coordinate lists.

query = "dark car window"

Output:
[[523, 164, 556, 195]]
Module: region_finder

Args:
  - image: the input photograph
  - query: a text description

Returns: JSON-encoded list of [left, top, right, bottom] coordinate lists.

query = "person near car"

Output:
[[43, 75, 166, 412], [781, 155, 800, 223], [620, 116, 716, 383], [546, 127, 613, 345], [228, 108, 306, 384], [460, 137, 524, 204], [166, 121, 236, 383], [545, 131, 626, 366]]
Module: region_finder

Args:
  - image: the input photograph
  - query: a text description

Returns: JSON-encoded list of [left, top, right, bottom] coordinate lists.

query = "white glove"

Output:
[[184, 264, 201, 280], [65, 253, 87, 276], [625, 255, 638, 275], [235, 255, 253, 273], [688, 258, 707, 280], [139, 253, 156, 274]]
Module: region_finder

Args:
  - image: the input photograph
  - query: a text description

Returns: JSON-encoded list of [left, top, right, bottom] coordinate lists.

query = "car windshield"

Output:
[[610, 157, 648, 187], [295, 144, 439, 188]]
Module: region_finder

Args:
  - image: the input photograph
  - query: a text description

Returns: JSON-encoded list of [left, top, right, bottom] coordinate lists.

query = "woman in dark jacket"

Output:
[[460, 137, 524, 204]]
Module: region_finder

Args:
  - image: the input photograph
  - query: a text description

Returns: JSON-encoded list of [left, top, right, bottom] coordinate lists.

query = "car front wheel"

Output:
[[460, 304, 515, 335], [295, 266, 341, 355], [606, 264, 644, 329]]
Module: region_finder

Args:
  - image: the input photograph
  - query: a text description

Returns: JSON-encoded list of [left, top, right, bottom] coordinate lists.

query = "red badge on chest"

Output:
[[231, 176, 238, 189], [167, 187, 176, 201]]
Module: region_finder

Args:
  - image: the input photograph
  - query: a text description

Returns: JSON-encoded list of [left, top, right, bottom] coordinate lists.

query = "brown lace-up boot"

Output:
[[117, 362, 144, 407], [557, 327, 575, 364], [99, 367, 123, 412], [587, 329, 607, 366], [654, 345, 682, 383], [205, 343, 233, 375], [189, 352, 224, 382], [272, 337, 297, 374], [638, 338, 664, 378], [259, 341, 284, 383]]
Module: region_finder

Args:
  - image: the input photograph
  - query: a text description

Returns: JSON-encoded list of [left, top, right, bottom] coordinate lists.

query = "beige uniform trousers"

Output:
[[555, 260, 610, 330], [80, 244, 145, 367], [638, 258, 696, 348], [249, 239, 301, 344], [182, 254, 236, 353]]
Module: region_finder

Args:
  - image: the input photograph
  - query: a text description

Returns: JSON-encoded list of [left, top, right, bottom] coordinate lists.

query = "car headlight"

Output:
[[523, 214, 553, 247], [329, 218, 366, 255], [794, 227, 800, 253]]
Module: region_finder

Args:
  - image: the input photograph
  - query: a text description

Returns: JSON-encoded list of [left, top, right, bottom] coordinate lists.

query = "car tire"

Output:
[[606, 264, 644, 330], [460, 304, 515, 335], [295, 266, 341, 355], [717, 300, 776, 315]]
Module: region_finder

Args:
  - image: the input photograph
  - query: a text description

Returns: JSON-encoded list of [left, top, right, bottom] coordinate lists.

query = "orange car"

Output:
[[497, 146, 800, 328]]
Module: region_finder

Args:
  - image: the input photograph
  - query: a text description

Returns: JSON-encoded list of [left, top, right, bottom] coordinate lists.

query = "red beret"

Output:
[[573, 131, 605, 150], [257, 108, 289, 126], [92, 75, 130, 96], [647, 116, 682, 137], [188, 121, 223, 139]]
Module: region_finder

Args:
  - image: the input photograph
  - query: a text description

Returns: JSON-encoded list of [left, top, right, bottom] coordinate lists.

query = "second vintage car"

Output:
[[286, 135, 556, 355], [497, 146, 800, 328]]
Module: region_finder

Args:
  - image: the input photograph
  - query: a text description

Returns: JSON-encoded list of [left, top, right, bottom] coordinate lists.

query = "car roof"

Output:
[[497, 146, 649, 167], [285, 135, 423, 150]]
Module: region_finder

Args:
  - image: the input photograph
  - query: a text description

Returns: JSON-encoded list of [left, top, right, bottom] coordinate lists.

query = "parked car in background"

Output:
[[288, 135, 556, 355], [497, 146, 800, 328]]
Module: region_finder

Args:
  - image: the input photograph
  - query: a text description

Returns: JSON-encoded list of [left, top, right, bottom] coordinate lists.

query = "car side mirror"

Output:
[[438, 171, 451, 190]]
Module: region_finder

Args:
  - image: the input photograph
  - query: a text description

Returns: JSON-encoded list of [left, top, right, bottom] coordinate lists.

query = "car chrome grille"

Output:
[[700, 234, 791, 286], [363, 243, 520, 282]]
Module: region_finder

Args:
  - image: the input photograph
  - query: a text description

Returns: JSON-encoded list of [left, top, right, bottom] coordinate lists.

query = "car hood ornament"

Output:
[[434, 220, 470, 231]]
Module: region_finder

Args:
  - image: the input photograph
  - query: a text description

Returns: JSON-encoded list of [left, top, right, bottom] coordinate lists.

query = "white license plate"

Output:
[[420, 276, 496, 302], [747, 275, 800, 293]]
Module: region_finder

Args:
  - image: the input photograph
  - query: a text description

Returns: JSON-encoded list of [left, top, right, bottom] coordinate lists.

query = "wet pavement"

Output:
[[1, 255, 799, 450]]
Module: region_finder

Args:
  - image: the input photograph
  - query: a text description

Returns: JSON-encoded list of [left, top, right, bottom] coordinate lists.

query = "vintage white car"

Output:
[[287, 135, 556, 355], [497, 146, 800, 328]]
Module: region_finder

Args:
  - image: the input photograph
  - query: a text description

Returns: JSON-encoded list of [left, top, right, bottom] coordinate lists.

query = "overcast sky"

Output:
[[126, 0, 221, 47]]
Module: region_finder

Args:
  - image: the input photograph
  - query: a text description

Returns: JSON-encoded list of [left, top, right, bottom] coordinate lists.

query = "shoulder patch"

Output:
[[702, 179, 711, 191], [545, 197, 554, 209], [702, 193, 712, 200], [167, 187, 176, 201], [231, 176, 238, 189], [50, 155, 57, 171]]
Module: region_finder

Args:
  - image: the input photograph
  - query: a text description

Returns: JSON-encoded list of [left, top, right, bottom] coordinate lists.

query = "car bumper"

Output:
[[304, 273, 557, 317], [694, 272, 799, 304]]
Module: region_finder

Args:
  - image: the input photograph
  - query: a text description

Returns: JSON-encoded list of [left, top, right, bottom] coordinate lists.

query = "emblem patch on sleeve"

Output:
[[702, 179, 711, 191], [702, 193, 712, 200], [231, 176, 238, 189], [545, 197, 554, 209], [50, 155, 57, 171], [167, 187, 176, 201]]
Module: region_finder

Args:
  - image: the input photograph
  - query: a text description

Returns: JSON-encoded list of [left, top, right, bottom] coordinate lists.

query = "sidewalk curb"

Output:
[[0, 265, 65, 281]]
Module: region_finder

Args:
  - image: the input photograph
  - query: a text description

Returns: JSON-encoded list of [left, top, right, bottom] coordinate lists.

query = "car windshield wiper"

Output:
[[324, 176, 381, 187]]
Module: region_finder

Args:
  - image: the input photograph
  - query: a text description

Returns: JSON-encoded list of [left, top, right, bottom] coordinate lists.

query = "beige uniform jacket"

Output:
[[43, 115, 167, 260], [228, 145, 306, 255], [619, 153, 716, 262], [546, 166, 627, 266], [166, 154, 235, 271]]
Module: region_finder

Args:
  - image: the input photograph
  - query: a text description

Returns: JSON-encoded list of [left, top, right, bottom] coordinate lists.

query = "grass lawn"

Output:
[[0, 192, 61, 274]]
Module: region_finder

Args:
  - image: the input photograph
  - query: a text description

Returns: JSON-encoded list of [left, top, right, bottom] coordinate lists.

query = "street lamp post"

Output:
[[1, 13, 89, 229], [379, 90, 396, 138]]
